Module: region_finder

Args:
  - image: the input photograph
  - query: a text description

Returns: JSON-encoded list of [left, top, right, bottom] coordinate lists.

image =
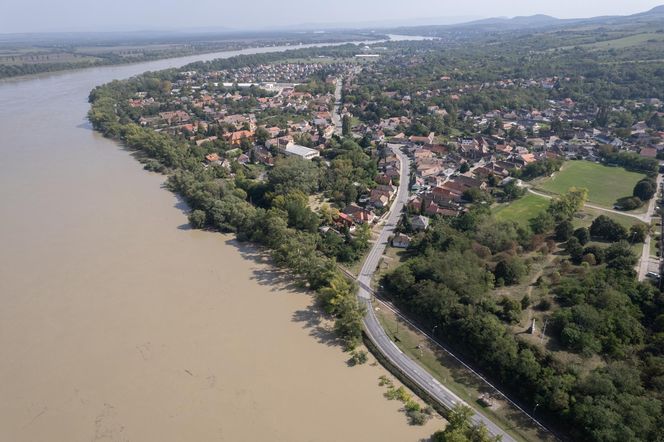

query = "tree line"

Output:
[[88, 62, 380, 351]]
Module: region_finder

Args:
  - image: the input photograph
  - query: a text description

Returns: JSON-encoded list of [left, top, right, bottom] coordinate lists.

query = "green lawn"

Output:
[[536, 161, 646, 208], [494, 191, 646, 238], [494, 193, 549, 225], [572, 206, 645, 230]]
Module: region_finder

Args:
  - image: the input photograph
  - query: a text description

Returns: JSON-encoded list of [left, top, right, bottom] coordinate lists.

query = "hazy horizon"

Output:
[[1, 0, 663, 34]]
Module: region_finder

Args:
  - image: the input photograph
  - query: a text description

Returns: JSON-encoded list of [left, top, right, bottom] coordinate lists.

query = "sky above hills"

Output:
[[1, 0, 663, 33]]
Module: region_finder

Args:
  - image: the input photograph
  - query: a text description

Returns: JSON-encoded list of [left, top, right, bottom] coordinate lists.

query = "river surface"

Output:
[[0, 41, 439, 441]]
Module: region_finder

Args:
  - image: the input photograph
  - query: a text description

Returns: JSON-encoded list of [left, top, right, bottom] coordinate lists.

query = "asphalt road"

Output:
[[331, 76, 343, 135], [355, 144, 517, 442], [638, 172, 663, 281]]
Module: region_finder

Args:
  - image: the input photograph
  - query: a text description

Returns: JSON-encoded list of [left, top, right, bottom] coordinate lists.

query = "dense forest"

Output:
[[385, 187, 664, 441]]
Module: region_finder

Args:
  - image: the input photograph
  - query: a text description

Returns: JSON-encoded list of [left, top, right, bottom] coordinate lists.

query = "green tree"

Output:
[[633, 178, 657, 201], [188, 209, 207, 229], [630, 224, 648, 243], [565, 237, 584, 263], [268, 156, 320, 195], [333, 293, 366, 350], [500, 296, 523, 323], [255, 127, 270, 145], [272, 191, 320, 233], [494, 258, 527, 286], [463, 187, 494, 204], [573, 227, 590, 245], [342, 115, 352, 136], [548, 188, 588, 222], [555, 220, 574, 242], [431, 405, 500, 442], [590, 215, 628, 242], [530, 211, 555, 234]]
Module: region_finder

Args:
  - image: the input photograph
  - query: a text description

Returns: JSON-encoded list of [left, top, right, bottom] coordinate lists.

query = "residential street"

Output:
[[637, 172, 663, 281], [354, 143, 518, 442], [331, 76, 343, 135]]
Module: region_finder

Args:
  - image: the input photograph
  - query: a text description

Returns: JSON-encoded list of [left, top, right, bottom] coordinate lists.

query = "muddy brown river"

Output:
[[0, 45, 438, 441]]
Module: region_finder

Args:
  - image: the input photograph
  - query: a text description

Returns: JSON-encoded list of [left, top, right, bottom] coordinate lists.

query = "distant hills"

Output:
[[2, 5, 663, 44], [387, 5, 664, 36]]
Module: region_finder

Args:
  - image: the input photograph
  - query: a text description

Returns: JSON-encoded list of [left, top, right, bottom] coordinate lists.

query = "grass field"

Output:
[[494, 193, 549, 225], [494, 191, 646, 235], [582, 32, 664, 50], [571, 205, 645, 230], [536, 161, 646, 208]]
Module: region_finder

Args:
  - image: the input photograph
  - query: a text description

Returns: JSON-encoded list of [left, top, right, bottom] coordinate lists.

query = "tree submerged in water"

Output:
[[431, 405, 500, 442]]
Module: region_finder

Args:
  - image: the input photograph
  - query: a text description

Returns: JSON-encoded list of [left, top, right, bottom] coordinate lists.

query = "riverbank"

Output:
[[0, 33, 389, 81], [0, 41, 438, 441]]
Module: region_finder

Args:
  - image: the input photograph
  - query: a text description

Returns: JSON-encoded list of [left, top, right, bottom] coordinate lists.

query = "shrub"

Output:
[[573, 227, 590, 245], [616, 196, 643, 211], [348, 350, 368, 366], [582, 253, 597, 266], [537, 299, 552, 311], [555, 220, 574, 241], [629, 224, 648, 243], [633, 178, 657, 201], [494, 257, 528, 286], [405, 400, 420, 412], [188, 209, 207, 229], [590, 215, 628, 242], [407, 409, 431, 425], [521, 294, 531, 309]]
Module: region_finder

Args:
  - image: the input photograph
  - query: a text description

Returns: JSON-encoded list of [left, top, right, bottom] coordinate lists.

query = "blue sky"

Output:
[[1, 0, 663, 33]]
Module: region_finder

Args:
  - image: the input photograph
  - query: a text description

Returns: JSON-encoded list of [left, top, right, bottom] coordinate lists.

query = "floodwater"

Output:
[[0, 44, 439, 440]]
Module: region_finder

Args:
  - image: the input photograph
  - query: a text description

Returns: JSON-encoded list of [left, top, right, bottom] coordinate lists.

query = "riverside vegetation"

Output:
[[88, 15, 664, 440], [88, 45, 402, 357]]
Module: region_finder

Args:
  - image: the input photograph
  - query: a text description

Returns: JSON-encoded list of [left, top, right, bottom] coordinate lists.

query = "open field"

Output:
[[0, 51, 100, 65], [494, 193, 550, 225], [535, 161, 646, 208], [493, 192, 647, 254], [493, 192, 647, 229], [581, 32, 664, 50]]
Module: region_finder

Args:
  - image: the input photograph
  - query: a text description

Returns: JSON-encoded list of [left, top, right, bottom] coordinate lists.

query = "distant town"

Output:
[[125, 56, 663, 231]]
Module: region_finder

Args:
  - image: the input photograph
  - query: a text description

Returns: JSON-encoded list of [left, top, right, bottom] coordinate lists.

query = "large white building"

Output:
[[284, 144, 320, 160]]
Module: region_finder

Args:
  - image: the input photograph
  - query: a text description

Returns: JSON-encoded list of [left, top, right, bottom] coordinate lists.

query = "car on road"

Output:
[[646, 271, 660, 279]]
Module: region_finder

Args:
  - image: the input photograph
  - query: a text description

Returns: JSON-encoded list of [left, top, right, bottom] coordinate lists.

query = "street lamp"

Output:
[[432, 325, 439, 336]]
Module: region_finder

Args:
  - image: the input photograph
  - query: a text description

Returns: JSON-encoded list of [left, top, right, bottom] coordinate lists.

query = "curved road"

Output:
[[355, 143, 516, 441]]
